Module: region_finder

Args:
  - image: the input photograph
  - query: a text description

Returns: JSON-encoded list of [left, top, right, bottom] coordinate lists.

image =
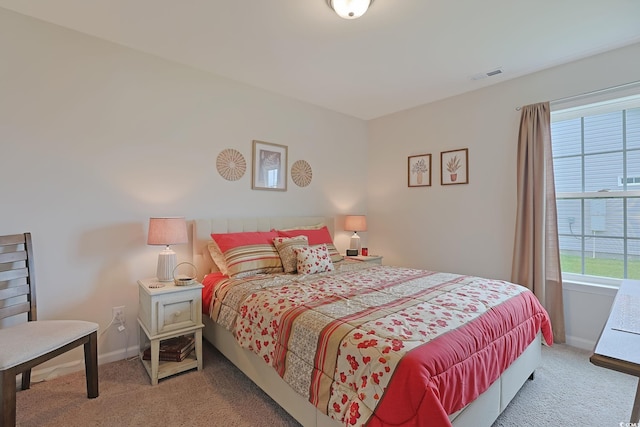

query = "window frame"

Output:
[[555, 190, 640, 286], [552, 91, 640, 287]]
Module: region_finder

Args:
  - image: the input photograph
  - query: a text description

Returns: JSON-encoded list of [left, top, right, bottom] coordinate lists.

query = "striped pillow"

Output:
[[273, 236, 309, 273], [276, 226, 343, 264], [210, 231, 283, 278]]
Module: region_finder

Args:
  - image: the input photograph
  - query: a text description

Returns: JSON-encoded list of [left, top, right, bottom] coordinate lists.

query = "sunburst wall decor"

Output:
[[291, 160, 312, 187], [216, 148, 246, 181]]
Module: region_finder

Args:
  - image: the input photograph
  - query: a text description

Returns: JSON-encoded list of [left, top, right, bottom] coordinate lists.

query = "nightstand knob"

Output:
[[174, 310, 181, 317]]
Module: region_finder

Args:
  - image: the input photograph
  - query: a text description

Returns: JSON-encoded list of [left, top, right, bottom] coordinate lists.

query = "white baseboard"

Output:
[[564, 335, 595, 351], [16, 344, 140, 387]]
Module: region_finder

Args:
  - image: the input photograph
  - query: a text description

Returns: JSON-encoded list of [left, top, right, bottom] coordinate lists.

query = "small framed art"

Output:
[[441, 148, 469, 185], [408, 154, 431, 187], [252, 140, 288, 191]]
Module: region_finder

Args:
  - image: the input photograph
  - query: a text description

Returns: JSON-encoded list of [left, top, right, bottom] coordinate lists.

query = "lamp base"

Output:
[[156, 247, 177, 282], [349, 232, 361, 254]]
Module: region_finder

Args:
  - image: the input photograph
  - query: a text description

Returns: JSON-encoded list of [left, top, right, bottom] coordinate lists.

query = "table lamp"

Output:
[[147, 217, 188, 282], [344, 215, 367, 254]]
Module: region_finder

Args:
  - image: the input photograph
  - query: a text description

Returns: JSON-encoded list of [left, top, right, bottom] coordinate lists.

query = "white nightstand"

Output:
[[345, 255, 383, 265], [137, 278, 204, 385]]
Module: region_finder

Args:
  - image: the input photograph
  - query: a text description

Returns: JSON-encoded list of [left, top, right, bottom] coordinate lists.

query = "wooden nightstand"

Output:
[[345, 255, 383, 265], [137, 278, 204, 385]]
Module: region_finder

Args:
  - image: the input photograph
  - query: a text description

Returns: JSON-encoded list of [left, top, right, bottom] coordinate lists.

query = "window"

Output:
[[552, 92, 640, 285], [618, 176, 640, 187]]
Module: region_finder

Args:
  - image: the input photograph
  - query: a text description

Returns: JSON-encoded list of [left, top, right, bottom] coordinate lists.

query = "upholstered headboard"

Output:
[[191, 216, 334, 281]]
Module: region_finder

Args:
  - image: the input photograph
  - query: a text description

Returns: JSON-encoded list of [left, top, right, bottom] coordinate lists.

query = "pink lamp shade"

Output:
[[147, 217, 188, 246], [345, 215, 367, 232], [147, 217, 188, 281], [345, 215, 367, 253]]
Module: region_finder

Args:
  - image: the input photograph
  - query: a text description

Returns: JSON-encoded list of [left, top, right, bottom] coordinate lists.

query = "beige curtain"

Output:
[[511, 102, 566, 343]]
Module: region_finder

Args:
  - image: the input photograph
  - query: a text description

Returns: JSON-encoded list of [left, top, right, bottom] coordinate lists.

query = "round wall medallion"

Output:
[[216, 149, 246, 181], [291, 160, 312, 187]]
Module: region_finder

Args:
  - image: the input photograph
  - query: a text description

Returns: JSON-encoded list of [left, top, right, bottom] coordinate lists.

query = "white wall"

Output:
[[0, 8, 368, 375], [367, 42, 640, 349]]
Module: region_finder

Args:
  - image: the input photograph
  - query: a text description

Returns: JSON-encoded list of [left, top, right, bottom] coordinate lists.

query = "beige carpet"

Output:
[[16, 341, 299, 427], [493, 343, 637, 427], [15, 341, 637, 426]]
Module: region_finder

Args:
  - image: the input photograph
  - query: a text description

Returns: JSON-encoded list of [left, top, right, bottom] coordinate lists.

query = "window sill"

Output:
[[562, 279, 618, 297]]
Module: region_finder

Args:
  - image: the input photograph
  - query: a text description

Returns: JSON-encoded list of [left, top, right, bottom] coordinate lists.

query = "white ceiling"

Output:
[[2, 0, 640, 120]]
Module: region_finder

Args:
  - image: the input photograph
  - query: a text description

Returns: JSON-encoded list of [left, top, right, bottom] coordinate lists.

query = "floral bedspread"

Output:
[[207, 263, 553, 427]]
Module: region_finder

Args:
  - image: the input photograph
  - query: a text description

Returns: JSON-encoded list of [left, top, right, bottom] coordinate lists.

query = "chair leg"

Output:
[[83, 331, 99, 398], [20, 369, 31, 390], [1, 369, 17, 427]]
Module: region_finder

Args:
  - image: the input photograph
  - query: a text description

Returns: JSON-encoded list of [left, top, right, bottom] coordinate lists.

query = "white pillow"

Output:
[[294, 244, 335, 274]]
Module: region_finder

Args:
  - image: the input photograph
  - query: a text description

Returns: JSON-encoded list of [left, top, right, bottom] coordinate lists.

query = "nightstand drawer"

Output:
[[156, 294, 199, 333], [138, 280, 203, 337]]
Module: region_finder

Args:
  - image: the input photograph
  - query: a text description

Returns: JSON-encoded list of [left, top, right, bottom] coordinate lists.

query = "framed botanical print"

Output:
[[408, 154, 431, 187], [441, 148, 469, 185], [252, 140, 288, 191]]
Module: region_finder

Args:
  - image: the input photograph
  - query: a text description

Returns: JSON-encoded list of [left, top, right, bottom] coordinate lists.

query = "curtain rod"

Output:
[[515, 80, 640, 111]]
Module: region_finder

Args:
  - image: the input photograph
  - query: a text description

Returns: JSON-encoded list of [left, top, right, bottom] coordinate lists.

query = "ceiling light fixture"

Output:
[[327, 0, 374, 19]]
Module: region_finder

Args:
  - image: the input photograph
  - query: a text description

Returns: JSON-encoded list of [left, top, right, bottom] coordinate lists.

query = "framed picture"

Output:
[[252, 140, 288, 191], [408, 154, 431, 187], [441, 148, 469, 185]]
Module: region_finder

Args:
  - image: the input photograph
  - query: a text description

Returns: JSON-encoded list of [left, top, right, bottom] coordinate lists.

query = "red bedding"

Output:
[[202, 272, 224, 316], [203, 264, 552, 427]]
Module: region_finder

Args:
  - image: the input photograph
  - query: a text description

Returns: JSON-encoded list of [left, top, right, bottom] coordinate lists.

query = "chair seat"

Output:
[[0, 320, 98, 370]]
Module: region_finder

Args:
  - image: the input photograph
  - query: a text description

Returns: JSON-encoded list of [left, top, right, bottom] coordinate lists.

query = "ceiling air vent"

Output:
[[470, 67, 504, 81]]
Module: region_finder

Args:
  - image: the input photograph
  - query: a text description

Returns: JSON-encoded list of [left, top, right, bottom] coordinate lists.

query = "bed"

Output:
[[192, 216, 552, 427]]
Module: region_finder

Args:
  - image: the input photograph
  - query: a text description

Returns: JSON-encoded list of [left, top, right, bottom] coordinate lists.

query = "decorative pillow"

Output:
[[276, 226, 343, 263], [273, 236, 309, 273], [294, 244, 335, 275], [277, 223, 325, 231], [207, 241, 228, 273], [209, 231, 283, 277]]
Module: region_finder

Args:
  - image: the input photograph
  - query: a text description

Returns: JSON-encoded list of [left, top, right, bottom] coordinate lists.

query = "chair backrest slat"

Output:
[[0, 284, 30, 300], [0, 250, 27, 264], [0, 233, 36, 322], [0, 234, 25, 246], [0, 301, 30, 319], [0, 267, 28, 283]]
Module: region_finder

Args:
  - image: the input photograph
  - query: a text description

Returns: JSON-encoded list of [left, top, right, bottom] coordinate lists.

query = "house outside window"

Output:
[[551, 93, 640, 286]]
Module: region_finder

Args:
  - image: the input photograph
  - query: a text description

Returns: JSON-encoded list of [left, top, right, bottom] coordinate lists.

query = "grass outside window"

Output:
[[561, 254, 640, 280]]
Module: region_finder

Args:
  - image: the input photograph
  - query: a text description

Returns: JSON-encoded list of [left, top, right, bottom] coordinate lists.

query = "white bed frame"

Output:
[[192, 217, 541, 427]]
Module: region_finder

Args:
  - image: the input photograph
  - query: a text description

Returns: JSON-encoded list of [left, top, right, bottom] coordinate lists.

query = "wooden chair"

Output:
[[0, 233, 98, 427]]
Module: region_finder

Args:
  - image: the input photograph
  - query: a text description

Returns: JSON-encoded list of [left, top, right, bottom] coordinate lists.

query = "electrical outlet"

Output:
[[112, 306, 125, 325]]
